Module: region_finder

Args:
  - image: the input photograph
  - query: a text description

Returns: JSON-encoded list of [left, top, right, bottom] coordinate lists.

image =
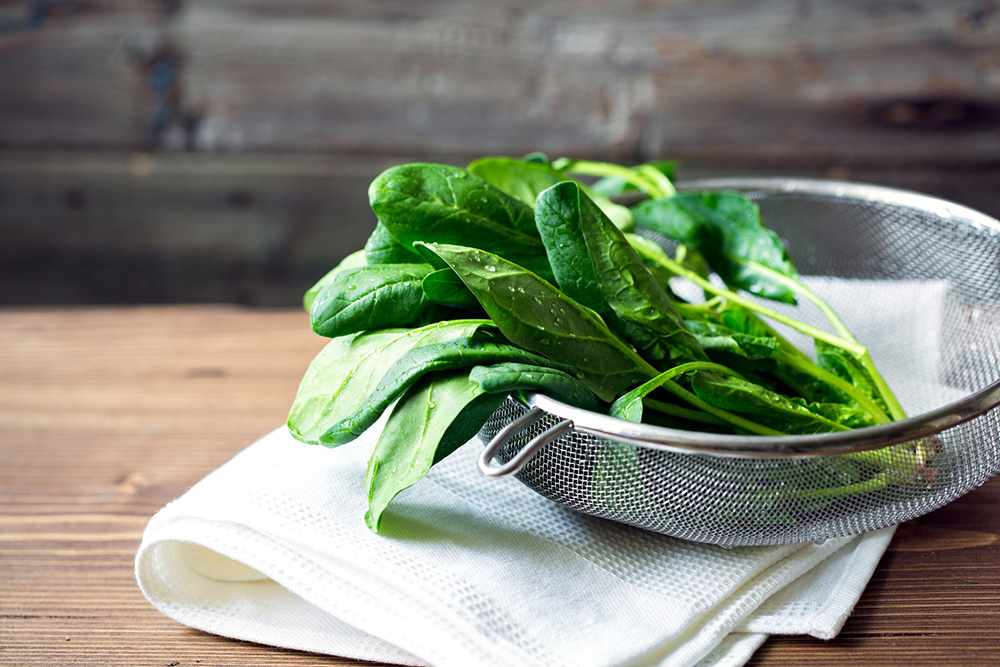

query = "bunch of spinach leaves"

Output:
[[288, 154, 932, 532]]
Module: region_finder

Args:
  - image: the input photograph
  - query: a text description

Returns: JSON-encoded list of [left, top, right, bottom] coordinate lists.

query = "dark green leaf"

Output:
[[302, 249, 366, 312], [535, 181, 706, 366], [690, 371, 849, 435], [287, 319, 489, 445], [815, 339, 890, 414], [684, 319, 779, 360], [632, 191, 799, 303], [365, 370, 505, 531], [469, 362, 600, 410], [421, 268, 481, 311], [467, 157, 571, 207], [469, 156, 634, 230], [368, 163, 554, 281], [416, 242, 654, 402], [310, 264, 448, 337], [364, 222, 424, 265]]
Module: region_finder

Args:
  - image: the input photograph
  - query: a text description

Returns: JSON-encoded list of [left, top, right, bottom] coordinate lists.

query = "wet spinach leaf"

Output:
[[416, 241, 655, 402], [535, 181, 706, 366], [310, 263, 447, 337], [369, 163, 554, 281], [469, 362, 600, 411], [365, 370, 506, 531]]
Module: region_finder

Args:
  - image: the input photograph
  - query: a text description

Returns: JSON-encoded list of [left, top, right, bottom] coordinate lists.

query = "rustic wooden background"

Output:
[[2, 0, 999, 306]]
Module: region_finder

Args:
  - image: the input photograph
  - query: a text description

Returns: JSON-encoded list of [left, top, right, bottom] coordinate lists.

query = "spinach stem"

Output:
[[642, 398, 728, 426], [724, 258, 908, 420], [736, 259, 856, 342], [553, 159, 671, 199], [623, 361, 786, 436]]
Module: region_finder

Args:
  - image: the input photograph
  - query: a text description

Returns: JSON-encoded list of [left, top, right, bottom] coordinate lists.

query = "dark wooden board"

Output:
[[1, 306, 998, 665], [1, 1, 998, 161]]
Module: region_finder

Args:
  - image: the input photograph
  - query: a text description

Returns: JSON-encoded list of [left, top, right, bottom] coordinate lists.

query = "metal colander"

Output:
[[476, 178, 1000, 547]]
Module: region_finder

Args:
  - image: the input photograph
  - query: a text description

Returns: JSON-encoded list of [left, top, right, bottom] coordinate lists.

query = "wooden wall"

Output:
[[2, 0, 999, 305]]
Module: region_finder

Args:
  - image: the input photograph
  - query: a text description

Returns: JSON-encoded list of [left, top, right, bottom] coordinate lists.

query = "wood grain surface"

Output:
[[1, 306, 998, 666]]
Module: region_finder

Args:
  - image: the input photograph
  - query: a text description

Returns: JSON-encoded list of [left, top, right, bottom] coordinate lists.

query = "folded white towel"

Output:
[[136, 278, 960, 666]]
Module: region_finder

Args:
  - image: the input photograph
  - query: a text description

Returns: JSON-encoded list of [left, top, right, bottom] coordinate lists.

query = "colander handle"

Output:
[[478, 407, 574, 478]]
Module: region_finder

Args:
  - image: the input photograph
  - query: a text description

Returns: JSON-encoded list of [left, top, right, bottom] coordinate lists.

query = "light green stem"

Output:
[[553, 158, 671, 199], [623, 361, 786, 436], [643, 398, 728, 426]]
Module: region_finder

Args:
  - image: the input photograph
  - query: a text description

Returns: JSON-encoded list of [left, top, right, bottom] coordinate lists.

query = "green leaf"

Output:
[[368, 163, 554, 281], [684, 319, 779, 360], [365, 370, 506, 531], [364, 222, 424, 265], [690, 371, 851, 435], [421, 268, 481, 311], [468, 362, 600, 411], [287, 319, 569, 446], [287, 320, 487, 445], [535, 181, 706, 366], [310, 263, 448, 337], [632, 191, 799, 303], [302, 249, 367, 312], [467, 156, 571, 207], [815, 339, 890, 414], [469, 156, 634, 231], [416, 242, 654, 402]]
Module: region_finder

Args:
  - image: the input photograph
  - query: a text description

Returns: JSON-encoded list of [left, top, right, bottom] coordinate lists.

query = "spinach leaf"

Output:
[[287, 320, 489, 445], [684, 319, 779, 360], [421, 268, 481, 311], [535, 181, 706, 366], [468, 362, 600, 411], [815, 339, 890, 415], [632, 191, 799, 303], [416, 241, 655, 402], [310, 263, 447, 337], [302, 249, 367, 312], [365, 370, 506, 531], [364, 222, 423, 265], [690, 371, 851, 435], [468, 156, 634, 230], [467, 157, 570, 207], [368, 163, 554, 281]]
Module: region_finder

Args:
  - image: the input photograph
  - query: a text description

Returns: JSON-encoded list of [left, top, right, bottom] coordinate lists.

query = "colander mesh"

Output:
[[477, 182, 1000, 547]]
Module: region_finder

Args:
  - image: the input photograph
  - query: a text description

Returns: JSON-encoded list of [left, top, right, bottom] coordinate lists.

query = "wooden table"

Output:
[[2, 306, 998, 666]]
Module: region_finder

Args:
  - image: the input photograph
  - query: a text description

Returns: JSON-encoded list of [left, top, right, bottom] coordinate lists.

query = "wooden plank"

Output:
[[3, 150, 999, 307], [1, 306, 998, 666], [0, 1, 997, 162]]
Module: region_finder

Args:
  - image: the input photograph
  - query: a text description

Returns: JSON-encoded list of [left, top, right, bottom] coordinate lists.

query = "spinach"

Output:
[[421, 268, 481, 311], [468, 155, 634, 230], [364, 221, 424, 265], [415, 241, 655, 402], [632, 191, 799, 303], [468, 362, 600, 411], [534, 181, 706, 366], [369, 163, 554, 281], [303, 249, 366, 312], [310, 263, 447, 337], [366, 370, 506, 531], [290, 153, 916, 533], [590, 160, 677, 197]]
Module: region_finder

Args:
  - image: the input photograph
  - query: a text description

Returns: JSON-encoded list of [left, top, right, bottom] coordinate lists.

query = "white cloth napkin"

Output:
[[136, 279, 962, 667]]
